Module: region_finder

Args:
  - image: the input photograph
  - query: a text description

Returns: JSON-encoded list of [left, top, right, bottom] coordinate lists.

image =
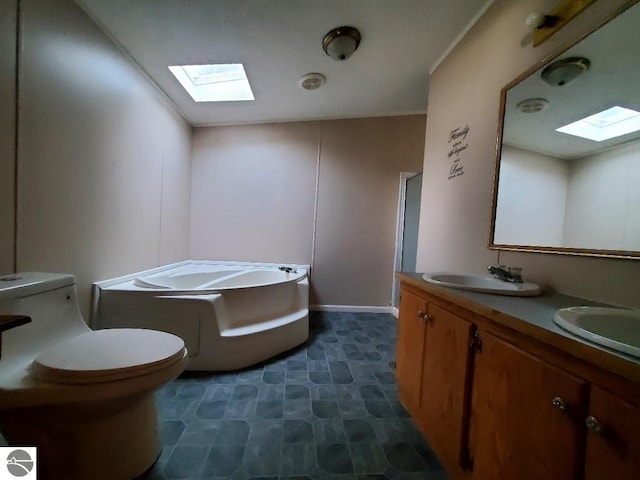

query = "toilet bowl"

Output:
[[0, 272, 187, 479]]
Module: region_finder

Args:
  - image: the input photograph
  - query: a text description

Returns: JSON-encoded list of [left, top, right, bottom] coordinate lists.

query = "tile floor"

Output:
[[141, 311, 449, 480]]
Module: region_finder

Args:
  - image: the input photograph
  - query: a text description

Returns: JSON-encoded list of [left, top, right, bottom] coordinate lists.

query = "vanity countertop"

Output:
[[396, 272, 640, 384]]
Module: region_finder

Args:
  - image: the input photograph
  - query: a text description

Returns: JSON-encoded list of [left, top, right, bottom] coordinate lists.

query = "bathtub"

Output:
[[92, 260, 309, 371]]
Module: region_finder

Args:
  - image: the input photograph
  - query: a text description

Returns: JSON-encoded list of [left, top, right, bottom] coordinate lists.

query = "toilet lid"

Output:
[[33, 329, 186, 385]]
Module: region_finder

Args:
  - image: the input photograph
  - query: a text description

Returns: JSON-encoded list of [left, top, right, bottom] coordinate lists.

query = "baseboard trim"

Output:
[[310, 305, 393, 314]]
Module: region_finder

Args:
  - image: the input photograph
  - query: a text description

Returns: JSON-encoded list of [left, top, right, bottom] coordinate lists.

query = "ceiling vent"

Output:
[[299, 73, 326, 91], [516, 98, 550, 113]]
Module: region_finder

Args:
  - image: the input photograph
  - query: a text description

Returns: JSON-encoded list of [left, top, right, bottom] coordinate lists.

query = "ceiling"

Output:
[[75, 0, 492, 127]]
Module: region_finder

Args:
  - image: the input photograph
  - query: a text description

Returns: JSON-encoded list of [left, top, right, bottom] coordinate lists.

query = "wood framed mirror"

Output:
[[489, 0, 640, 260]]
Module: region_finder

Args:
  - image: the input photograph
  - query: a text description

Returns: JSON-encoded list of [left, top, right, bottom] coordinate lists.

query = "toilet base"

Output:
[[0, 393, 161, 480]]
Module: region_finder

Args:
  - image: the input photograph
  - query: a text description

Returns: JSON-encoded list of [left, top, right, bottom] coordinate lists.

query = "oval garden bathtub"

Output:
[[92, 261, 309, 371]]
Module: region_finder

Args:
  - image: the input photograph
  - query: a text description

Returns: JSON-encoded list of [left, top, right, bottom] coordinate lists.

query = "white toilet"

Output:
[[0, 272, 187, 479]]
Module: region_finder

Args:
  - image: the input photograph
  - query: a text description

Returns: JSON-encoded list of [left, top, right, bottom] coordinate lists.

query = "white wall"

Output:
[[564, 141, 640, 251], [15, 0, 192, 317], [417, 0, 640, 308], [494, 145, 568, 247], [191, 116, 426, 308]]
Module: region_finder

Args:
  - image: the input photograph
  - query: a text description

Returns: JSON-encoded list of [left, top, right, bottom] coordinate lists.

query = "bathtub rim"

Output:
[[91, 260, 310, 326]]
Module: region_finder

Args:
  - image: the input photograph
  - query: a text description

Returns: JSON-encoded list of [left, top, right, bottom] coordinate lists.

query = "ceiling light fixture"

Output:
[[322, 26, 361, 61], [541, 57, 590, 86]]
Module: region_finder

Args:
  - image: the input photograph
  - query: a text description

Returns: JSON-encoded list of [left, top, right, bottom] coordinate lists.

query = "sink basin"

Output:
[[553, 307, 640, 358], [422, 273, 541, 297]]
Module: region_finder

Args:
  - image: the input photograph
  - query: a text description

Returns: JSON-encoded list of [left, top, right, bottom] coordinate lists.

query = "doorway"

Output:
[[392, 172, 422, 313]]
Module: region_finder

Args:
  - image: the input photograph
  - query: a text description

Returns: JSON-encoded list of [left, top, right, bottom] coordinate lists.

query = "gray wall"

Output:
[[191, 116, 426, 308], [3, 0, 193, 316], [417, 0, 640, 308]]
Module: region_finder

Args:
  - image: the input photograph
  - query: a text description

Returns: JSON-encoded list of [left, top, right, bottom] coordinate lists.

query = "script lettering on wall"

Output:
[[448, 124, 470, 180]]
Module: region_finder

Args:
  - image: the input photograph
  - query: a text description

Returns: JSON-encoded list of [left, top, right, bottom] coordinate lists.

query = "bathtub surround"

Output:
[[94, 261, 310, 370]]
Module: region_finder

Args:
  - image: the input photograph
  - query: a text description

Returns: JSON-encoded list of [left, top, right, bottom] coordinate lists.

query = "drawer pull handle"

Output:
[[552, 396, 568, 411], [585, 415, 604, 435]]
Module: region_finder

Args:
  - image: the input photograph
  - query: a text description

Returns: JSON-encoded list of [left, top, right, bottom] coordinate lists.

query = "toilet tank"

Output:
[[0, 273, 91, 368]]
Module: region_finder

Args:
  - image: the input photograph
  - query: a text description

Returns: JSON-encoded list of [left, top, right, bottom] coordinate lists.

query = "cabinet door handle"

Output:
[[417, 311, 431, 323], [585, 415, 604, 435], [551, 396, 568, 411]]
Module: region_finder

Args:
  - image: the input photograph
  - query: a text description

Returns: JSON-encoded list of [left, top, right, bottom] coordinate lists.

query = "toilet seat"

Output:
[[33, 329, 186, 385]]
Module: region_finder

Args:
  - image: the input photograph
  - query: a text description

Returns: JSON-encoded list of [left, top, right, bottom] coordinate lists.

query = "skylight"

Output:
[[556, 106, 640, 142], [168, 64, 254, 102]]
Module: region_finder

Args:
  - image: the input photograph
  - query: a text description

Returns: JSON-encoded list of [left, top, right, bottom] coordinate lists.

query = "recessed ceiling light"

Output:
[[556, 106, 640, 142], [168, 64, 254, 102]]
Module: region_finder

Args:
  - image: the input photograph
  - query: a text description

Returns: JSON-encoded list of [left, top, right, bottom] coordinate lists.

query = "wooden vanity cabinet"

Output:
[[395, 277, 640, 480], [396, 286, 475, 473], [396, 288, 427, 410], [584, 386, 640, 479], [469, 330, 589, 480]]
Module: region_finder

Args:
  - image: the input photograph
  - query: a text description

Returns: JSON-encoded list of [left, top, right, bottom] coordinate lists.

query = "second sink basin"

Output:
[[553, 307, 640, 358], [422, 273, 541, 296]]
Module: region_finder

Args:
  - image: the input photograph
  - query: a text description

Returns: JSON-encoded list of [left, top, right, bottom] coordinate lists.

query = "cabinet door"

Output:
[[420, 303, 474, 470], [396, 289, 427, 410], [585, 386, 640, 479], [469, 331, 589, 480]]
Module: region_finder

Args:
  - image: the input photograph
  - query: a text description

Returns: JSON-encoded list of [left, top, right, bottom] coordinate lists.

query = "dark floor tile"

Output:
[[364, 400, 395, 418], [312, 400, 340, 418], [233, 384, 259, 400], [287, 359, 308, 371], [374, 371, 396, 384], [163, 445, 209, 479], [329, 361, 353, 384], [313, 418, 347, 443], [201, 442, 245, 476], [309, 371, 332, 384], [258, 384, 285, 400], [343, 419, 377, 443], [286, 384, 310, 400], [286, 370, 309, 383], [196, 400, 228, 419], [159, 420, 185, 446], [316, 443, 354, 474], [350, 442, 388, 473], [256, 400, 284, 419], [283, 419, 314, 443], [216, 420, 250, 445], [154, 312, 445, 480], [243, 440, 281, 476], [284, 399, 313, 418], [359, 385, 385, 400], [280, 443, 317, 476], [383, 443, 427, 472], [263, 370, 286, 384]]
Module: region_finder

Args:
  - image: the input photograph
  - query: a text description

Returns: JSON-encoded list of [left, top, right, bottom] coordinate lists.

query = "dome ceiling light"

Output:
[[322, 26, 361, 61], [541, 57, 590, 86]]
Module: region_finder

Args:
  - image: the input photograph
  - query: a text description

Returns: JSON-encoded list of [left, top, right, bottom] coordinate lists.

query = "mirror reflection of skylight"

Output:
[[556, 106, 640, 141], [168, 64, 254, 102]]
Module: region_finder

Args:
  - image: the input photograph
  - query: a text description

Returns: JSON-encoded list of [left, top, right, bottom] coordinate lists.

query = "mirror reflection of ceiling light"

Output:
[[168, 64, 254, 102], [556, 106, 640, 141], [541, 57, 590, 86]]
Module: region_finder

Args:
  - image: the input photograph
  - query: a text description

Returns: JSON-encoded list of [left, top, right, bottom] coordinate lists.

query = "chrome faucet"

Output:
[[278, 266, 297, 273], [488, 265, 523, 283]]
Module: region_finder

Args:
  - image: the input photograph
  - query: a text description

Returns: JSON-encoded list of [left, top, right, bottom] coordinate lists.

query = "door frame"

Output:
[[391, 171, 421, 317]]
